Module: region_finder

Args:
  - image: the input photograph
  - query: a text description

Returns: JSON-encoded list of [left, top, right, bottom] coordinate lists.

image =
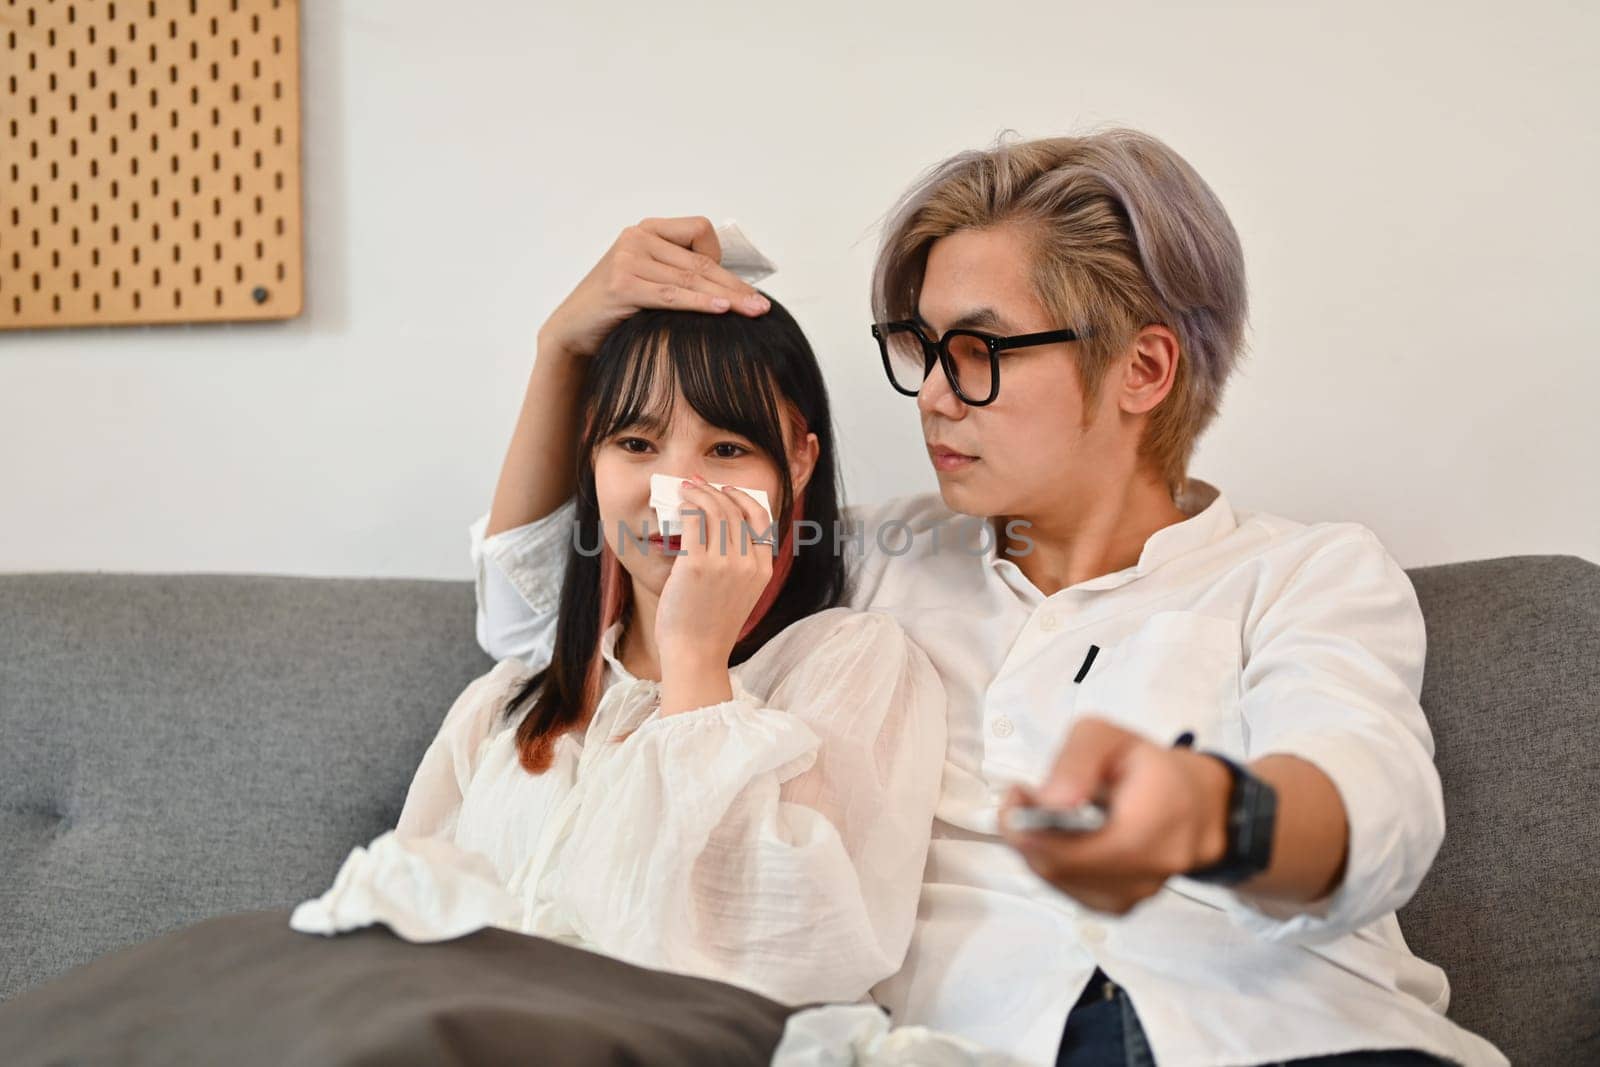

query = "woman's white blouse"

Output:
[[290, 605, 949, 1011]]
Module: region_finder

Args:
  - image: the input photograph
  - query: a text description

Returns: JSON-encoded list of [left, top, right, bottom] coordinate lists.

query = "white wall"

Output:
[[3, 0, 1596, 577]]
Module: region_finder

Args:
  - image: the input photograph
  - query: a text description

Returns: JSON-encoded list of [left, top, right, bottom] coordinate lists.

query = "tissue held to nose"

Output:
[[648, 473, 774, 541]]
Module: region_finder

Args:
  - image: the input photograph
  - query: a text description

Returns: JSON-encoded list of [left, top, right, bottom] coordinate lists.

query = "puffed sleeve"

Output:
[[1218, 529, 1446, 945], [469, 500, 575, 667], [290, 658, 535, 941], [393, 657, 534, 842], [550, 609, 948, 1007], [288, 830, 525, 942]]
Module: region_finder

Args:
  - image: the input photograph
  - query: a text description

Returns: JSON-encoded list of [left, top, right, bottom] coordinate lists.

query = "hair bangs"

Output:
[[585, 310, 796, 518]]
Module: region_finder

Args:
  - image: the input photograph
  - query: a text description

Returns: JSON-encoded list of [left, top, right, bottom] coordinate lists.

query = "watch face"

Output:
[[1235, 774, 1277, 874], [1185, 753, 1275, 884]]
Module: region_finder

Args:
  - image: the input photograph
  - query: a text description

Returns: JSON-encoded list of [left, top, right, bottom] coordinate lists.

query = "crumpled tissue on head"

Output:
[[715, 220, 777, 284]]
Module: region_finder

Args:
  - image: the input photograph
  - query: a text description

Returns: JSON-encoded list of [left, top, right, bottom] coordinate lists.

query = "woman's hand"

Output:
[[538, 217, 771, 362], [654, 476, 777, 715]]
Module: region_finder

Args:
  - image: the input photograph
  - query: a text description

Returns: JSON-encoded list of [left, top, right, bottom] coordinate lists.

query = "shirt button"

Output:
[[1077, 919, 1107, 945], [991, 717, 1014, 738], [1039, 612, 1060, 633]]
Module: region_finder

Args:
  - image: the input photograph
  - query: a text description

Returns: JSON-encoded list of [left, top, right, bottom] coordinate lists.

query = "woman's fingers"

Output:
[[677, 481, 735, 556], [678, 481, 771, 568], [654, 480, 773, 666], [674, 482, 714, 559], [720, 487, 780, 555]]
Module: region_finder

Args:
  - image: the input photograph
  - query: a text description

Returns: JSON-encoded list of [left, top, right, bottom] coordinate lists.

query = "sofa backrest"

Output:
[[1399, 554, 1599, 1063], [0, 574, 493, 1001]]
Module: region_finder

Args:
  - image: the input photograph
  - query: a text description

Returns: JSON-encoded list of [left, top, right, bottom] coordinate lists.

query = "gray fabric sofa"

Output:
[[2, 556, 1596, 1063]]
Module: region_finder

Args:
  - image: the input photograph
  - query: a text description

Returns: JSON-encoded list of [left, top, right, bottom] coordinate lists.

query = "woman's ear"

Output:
[[789, 431, 821, 498]]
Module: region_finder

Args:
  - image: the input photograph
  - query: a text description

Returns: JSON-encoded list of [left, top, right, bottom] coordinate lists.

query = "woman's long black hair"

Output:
[[501, 294, 847, 772]]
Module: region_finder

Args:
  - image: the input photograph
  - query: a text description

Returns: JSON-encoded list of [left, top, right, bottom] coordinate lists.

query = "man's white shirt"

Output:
[[469, 480, 1509, 1067]]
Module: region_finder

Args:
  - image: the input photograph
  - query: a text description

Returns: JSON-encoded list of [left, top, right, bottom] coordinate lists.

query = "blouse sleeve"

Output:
[[291, 658, 536, 942], [393, 657, 533, 842], [469, 500, 576, 667], [552, 609, 948, 1007]]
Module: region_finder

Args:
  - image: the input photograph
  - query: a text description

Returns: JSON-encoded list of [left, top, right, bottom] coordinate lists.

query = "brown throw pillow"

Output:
[[0, 907, 802, 1066]]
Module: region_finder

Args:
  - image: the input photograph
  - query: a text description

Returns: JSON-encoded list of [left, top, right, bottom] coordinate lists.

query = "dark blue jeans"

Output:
[[1056, 968, 1454, 1067]]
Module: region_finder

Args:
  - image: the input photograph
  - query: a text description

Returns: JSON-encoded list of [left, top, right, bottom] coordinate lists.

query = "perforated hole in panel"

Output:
[[1, 0, 302, 330]]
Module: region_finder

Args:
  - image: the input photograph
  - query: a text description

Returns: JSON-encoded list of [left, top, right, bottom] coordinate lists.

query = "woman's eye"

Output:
[[712, 443, 749, 459], [616, 437, 653, 454]]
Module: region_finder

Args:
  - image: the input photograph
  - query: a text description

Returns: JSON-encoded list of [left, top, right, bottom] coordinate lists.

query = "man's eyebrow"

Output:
[[912, 306, 1013, 334]]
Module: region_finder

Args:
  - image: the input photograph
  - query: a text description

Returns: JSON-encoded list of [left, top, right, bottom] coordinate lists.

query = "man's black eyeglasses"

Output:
[[871, 321, 1090, 406]]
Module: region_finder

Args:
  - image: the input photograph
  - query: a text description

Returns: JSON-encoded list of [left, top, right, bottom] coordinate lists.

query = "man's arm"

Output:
[[1232, 753, 1348, 903], [998, 722, 1353, 917], [1143, 745, 1351, 907], [484, 339, 584, 537], [1001, 528, 1444, 943]]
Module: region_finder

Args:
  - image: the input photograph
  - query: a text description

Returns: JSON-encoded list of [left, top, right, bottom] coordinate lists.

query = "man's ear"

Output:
[[790, 431, 821, 498], [1121, 323, 1181, 416]]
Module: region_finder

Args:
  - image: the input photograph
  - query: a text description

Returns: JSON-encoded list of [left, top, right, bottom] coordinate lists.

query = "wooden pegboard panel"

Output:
[[1, 0, 303, 330]]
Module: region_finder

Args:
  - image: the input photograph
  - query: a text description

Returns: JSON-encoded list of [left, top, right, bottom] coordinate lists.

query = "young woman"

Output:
[[290, 293, 948, 1013]]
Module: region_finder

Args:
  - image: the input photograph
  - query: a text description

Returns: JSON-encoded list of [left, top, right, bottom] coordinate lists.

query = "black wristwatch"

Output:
[[1183, 750, 1277, 885]]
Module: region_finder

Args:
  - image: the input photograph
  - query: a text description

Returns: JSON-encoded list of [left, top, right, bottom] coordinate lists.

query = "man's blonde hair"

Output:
[[872, 127, 1249, 496]]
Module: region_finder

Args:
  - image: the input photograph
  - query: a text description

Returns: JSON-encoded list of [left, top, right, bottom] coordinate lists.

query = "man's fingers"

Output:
[[641, 232, 764, 307], [1038, 716, 1128, 808], [1004, 784, 1037, 808], [1009, 823, 1124, 877], [631, 258, 750, 315], [625, 269, 735, 314], [1013, 832, 1161, 900], [638, 215, 722, 265]]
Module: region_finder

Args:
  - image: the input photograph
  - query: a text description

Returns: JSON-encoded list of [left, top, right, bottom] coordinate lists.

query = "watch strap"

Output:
[[1183, 750, 1277, 885]]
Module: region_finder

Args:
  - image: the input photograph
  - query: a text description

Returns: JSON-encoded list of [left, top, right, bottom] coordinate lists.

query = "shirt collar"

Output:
[[986, 477, 1237, 594], [599, 621, 631, 682], [596, 620, 757, 704]]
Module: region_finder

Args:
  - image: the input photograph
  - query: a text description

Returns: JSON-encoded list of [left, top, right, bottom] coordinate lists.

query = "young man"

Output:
[[471, 129, 1508, 1066]]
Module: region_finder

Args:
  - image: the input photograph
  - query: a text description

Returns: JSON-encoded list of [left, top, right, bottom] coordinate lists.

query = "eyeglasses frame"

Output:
[[870, 320, 1090, 406]]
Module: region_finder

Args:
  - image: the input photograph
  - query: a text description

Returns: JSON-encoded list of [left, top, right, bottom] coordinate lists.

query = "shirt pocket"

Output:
[[1071, 610, 1244, 756]]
